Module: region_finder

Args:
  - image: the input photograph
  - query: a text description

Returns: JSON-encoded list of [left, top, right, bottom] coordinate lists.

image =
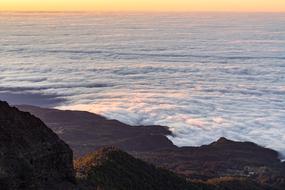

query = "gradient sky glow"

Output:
[[1, 0, 285, 12]]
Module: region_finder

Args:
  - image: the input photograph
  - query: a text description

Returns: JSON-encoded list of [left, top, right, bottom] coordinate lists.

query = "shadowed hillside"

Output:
[[0, 101, 75, 190], [75, 147, 271, 190], [75, 147, 198, 190]]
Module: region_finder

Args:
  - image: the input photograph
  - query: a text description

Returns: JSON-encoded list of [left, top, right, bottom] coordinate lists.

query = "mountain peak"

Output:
[[210, 137, 235, 146], [216, 137, 233, 143]]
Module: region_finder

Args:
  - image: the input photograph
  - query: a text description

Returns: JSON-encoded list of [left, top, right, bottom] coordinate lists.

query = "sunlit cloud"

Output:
[[1, 12, 285, 157], [1, 0, 285, 12]]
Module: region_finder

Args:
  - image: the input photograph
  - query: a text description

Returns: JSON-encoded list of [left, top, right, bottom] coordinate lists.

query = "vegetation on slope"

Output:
[[75, 147, 274, 190], [75, 147, 210, 190]]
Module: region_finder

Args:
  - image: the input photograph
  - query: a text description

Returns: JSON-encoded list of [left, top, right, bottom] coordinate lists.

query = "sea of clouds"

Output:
[[0, 12, 285, 157]]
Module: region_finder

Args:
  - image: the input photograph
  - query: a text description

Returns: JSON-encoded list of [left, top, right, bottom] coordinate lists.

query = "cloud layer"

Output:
[[1, 12, 285, 157]]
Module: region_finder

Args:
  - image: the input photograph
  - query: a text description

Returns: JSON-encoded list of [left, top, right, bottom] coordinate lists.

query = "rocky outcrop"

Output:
[[0, 101, 75, 190]]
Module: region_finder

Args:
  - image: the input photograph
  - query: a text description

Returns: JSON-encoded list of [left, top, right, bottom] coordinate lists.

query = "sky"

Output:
[[1, 0, 285, 12]]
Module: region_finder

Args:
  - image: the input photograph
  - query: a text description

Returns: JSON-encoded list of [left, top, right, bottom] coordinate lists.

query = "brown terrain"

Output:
[[18, 104, 285, 189]]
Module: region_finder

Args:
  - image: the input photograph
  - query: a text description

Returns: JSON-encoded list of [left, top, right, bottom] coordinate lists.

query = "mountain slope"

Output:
[[75, 147, 205, 190], [0, 101, 75, 190], [75, 147, 272, 190]]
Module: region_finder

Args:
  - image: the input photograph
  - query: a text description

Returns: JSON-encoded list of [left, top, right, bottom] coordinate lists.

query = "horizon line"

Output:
[[1, 10, 285, 14]]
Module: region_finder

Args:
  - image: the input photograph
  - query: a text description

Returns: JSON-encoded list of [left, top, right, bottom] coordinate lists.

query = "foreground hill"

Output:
[[75, 147, 271, 190], [75, 147, 198, 190]]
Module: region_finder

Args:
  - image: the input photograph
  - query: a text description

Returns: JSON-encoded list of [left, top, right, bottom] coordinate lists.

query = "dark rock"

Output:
[[0, 101, 75, 190]]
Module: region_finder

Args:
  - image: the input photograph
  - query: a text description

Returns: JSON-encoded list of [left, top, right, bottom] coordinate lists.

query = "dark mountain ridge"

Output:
[[17, 105, 176, 156]]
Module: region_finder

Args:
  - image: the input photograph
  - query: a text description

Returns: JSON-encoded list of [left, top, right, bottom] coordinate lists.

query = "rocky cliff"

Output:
[[0, 101, 75, 190]]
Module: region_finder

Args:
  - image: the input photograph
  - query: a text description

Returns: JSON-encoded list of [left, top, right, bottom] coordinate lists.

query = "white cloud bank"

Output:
[[1, 13, 285, 157]]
